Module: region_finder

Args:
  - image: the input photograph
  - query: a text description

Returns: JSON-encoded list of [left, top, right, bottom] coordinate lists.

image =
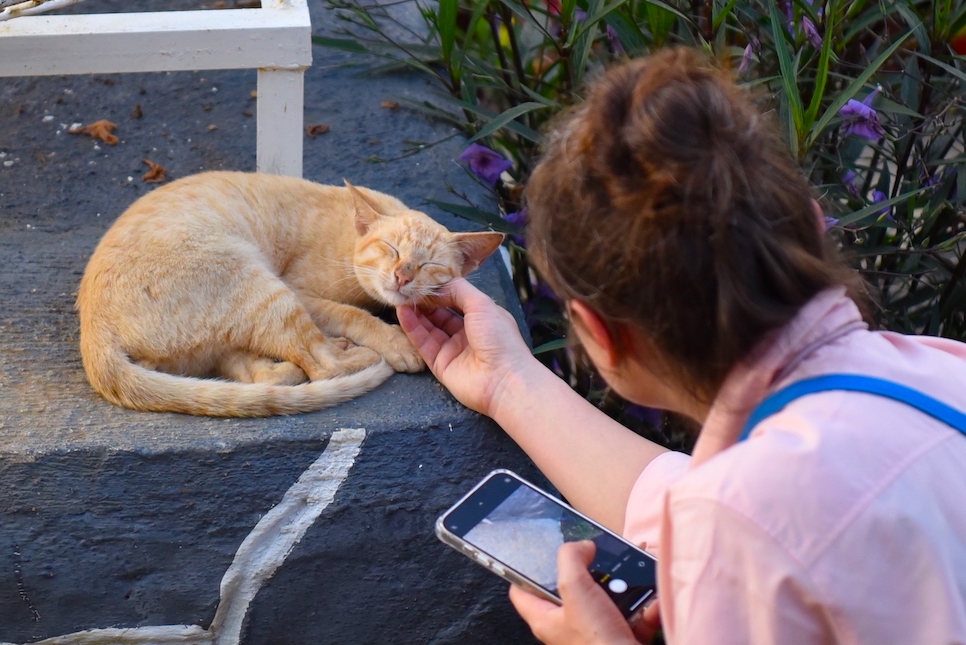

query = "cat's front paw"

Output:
[[379, 325, 425, 373]]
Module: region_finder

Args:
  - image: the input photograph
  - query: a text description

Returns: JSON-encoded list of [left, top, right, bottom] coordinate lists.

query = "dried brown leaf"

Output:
[[142, 158, 168, 184], [69, 120, 119, 146], [131, 104, 143, 119], [305, 124, 330, 139], [380, 100, 400, 110]]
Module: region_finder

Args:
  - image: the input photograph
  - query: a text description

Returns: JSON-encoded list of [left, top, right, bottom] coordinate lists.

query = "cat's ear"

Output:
[[453, 232, 505, 276], [345, 180, 383, 236]]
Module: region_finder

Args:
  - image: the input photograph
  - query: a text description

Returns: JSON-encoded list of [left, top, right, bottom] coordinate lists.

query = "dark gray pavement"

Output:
[[0, 1, 544, 642]]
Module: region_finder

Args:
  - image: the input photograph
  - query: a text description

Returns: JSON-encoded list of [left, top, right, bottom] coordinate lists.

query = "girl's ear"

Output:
[[569, 300, 621, 369], [453, 232, 505, 275], [811, 198, 826, 237], [345, 180, 383, 235]]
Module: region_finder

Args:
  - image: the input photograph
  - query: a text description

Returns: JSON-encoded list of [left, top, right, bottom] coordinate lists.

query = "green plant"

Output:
[[315, 0, 966, 449]]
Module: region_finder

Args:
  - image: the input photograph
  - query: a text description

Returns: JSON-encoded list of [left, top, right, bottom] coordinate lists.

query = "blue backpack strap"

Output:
[[739, 374, 966, 443]]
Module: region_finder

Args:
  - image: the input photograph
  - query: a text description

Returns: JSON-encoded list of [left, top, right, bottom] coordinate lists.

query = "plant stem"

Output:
[[488, 10, 520, 105], [499, 4, 530, 93]]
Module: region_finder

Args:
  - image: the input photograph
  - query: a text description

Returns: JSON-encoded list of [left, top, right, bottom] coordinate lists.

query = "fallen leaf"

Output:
[[131, 104, 143, 119], [207, 124, 219, 131], [203, 104, 212, 112], [142, 158, 168, 184], [380, 100, 400, 110], [305, 124, 330, 139], [69, 120, 119, 145], [250, 90, 259, 99], [243, 109, 254, 118]]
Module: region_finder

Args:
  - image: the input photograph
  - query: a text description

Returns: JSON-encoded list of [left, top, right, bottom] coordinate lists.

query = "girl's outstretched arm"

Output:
[[397, 279, 667, 533]]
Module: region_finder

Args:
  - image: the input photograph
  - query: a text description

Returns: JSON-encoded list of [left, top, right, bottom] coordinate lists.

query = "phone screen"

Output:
[[440, 471, 657, 617]]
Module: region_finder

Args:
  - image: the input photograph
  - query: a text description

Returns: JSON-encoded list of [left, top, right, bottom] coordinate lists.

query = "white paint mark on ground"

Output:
[[0, 428, 367, 645]]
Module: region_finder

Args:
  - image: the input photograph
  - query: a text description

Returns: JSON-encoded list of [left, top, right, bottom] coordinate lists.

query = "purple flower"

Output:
[[504, 208, 528, 227], [839, 88, 885, 141], [842, 170, 861, 197], [503, 208, 528, 246], [871, 189, 893, 221], [459, 143, 513, 186], [625, 404, 664, 427], [802, 16, 822, 48], [738, 39, 759, 75], [823, 216, 839, 231], [536, 282, 559, 303], [606, 24, 625, 55]]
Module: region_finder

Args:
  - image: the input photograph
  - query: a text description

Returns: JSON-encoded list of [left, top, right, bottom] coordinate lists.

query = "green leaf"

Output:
[[311, 35, 371, 54], [521, 85, 562, 108], [642, 0, 689, 23], [873, 96, 923, 119], [949, 5, 966, 38], [435, 94, 543, 142], [570, 0, 630, 43], [768, 1, 804, 142], [893, 1, 930, 57], [569, 0, 602, 86], [605, 12, 648, 53], [425, 200, 518, 234], [805, 31, 911, 150], [712, 0, 740, 31], [913, 52, 966, 87], [644, 0, 680, 45], [532, 338, 571, 354], [834, 187, 930, 228], [803, 8, 834, 129], [469, 102, 549, 143], [437, 0, 458, 66]]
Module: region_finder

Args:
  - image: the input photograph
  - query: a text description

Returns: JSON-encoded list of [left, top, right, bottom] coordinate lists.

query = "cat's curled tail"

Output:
[[81, 335, 395, 417]]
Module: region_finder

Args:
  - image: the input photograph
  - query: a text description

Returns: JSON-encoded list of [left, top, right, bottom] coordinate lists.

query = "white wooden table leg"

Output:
[[256, 67, 306, 178]]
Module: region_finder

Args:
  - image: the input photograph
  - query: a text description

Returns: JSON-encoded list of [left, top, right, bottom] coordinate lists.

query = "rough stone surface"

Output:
[[0, 1, 543, 642]]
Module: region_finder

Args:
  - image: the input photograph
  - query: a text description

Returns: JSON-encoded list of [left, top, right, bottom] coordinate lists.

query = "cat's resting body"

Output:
[[77, 171, 503, 417]]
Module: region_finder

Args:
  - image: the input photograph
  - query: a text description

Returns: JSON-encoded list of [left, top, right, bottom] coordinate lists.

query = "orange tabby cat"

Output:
[[76, 171, 504, 417]]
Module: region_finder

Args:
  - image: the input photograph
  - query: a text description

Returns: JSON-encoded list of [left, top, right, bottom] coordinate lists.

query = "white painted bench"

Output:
[[0, 0, 312, 177]]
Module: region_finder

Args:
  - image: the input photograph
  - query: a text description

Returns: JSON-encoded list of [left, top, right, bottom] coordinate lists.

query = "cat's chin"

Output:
[[376, 290, 409, 307]]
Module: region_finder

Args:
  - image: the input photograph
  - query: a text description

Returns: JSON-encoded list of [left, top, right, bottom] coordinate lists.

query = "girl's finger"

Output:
[[508, 584, 558, 625]]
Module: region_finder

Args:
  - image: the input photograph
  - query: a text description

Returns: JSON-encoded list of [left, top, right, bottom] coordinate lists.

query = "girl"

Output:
[[398, 48, 966, 644]]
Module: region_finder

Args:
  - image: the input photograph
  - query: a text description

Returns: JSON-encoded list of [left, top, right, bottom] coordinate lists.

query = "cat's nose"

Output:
[[395, 264, 415, 288]]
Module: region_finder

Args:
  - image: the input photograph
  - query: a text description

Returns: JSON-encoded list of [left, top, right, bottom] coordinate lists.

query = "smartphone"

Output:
[[436, 469, 657, 619]]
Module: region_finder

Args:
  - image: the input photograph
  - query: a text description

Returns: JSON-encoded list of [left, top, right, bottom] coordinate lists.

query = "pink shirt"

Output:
[[623, 288, 966, 644]]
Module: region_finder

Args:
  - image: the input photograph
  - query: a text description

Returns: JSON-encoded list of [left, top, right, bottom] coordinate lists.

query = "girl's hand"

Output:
[[508, 541, 646, 645], [396, 278, 537, 418]]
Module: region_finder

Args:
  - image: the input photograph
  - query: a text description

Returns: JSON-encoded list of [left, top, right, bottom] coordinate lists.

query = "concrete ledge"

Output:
[[0, 0, 543, 641]]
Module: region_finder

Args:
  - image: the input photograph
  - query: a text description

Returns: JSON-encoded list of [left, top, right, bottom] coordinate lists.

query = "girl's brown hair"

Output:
[[526, 47, 867, 401]]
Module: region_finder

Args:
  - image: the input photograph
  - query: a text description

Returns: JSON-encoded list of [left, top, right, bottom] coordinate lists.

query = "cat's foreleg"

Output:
[[239, 283, 382, 381], [298, 296, 425, 373]]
